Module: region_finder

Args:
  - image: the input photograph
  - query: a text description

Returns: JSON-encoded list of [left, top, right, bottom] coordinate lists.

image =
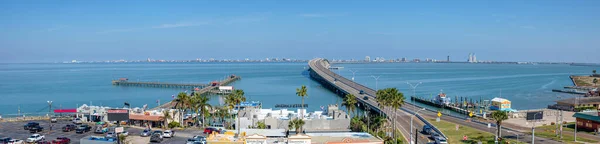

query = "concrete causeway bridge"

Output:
[[308, 58, 430, 143], [308, 58, 563, 144]]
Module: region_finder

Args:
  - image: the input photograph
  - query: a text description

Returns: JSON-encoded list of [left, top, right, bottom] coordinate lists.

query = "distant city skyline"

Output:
[[1, 1, 599, 63]]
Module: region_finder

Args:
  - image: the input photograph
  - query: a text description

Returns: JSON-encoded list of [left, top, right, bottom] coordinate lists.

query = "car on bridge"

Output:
[[359, 90, 365, 95]]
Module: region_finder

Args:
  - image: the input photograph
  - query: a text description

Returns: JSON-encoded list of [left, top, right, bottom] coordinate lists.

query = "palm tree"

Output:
[[375, 89, 389, 117], [386, 88, 405, 143], [215, 106, 229, 128], [593, 78, 598, 86], [343, 94, 358, 118], [593, 70, 597, 75], [191, 92, 211, 127], [174, 92, 190, 127], [226, 89, 246, 135], [296, 85, 308, 118], [491, 111, 508, 141], [162, 109, 173, 129], [288, 118, 305, 134]]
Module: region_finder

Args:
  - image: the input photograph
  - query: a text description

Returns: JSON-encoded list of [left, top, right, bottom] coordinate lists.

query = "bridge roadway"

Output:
[[309, 58, 430, 143], [309, 58, 562, 144]]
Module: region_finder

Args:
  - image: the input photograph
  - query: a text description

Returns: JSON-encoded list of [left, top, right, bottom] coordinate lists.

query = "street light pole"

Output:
[[47, 100, 53, 134], [532, 112, 541, 144], [349, 70, 358, 81], [407, 82, 423, 120], [370, 75, 381, 90], [410, 108, 426, 144]]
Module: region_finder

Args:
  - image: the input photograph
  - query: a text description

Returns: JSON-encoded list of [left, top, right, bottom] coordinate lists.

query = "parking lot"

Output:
[[0, 119, 90, 143], [0, 119, 206, 144]]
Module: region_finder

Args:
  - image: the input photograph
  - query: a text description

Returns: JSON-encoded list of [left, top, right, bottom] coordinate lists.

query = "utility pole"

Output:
[[349, 69, 358, 81], [47, 100, 53, 134], [407, 82, 423, 119]]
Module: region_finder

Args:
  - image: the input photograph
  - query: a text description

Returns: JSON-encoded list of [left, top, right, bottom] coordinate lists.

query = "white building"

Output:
[[365, 56, 371, 62]]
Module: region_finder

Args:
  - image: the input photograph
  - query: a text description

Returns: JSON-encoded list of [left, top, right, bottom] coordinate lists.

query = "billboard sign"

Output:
[[107, 109, 129, 121], [526, 111, 543, 120]]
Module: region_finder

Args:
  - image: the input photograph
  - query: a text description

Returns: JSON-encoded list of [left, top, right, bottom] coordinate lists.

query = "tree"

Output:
[[491, 111, 508, 141], [215, 106, 229, 128], [174, 92, 190, 127], [386, 88, 405, 143], [296, 85, 308, 118], [288, 118, 305, 134], [226, 89, 246, 135], [594, 78, 598, 86], [376, 89, 389, 116], [343, 94, 358, 118], [350, 116, 366, 132], [190, 92, 211, 127], [594, 70, 597, 75], [256, 121, 266, 129], [162, 110, 173, 129]]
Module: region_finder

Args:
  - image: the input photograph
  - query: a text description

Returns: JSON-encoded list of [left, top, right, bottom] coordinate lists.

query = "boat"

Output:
[[433, 90, 451, 105]]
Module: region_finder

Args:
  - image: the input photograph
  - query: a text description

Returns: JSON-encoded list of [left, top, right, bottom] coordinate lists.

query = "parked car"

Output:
[[203, 127, 220, 134], [23, 122, 40, 130], [8, 139, 24, 144], [152, 130, 164, 138], [29, 125, 44, 133], [163, 130, 174, 138], [75, 125, 91, 134], [94, 125, 108, 134], [140, 129, 152, 137], [117, 131, 129, 136], [359, 90, 365, 95], [25, 134, 44, 143], [50, 117, 58, 123], [434, 136, 448, 144], [106, 132, 116, 138], [150, 134, 163, 143], [187, 135, 206, 144], [62, 124, 77, 132], [72, 118, 82, 125], [0, 137, 12, 143], [363, 96, 369, 100], [51, 137, 70, 144]]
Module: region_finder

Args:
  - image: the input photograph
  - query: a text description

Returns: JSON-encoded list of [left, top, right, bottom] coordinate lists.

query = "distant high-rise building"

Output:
[[147, 58, 151, 62], [365, 56, 371, 62], [401, 57, 407, 62], [473, 53, 477, 63], [447, 56, 450, 62]]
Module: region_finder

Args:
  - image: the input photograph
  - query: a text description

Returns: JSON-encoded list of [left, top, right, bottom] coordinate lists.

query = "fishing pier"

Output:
[[112, 75, 240, 89]]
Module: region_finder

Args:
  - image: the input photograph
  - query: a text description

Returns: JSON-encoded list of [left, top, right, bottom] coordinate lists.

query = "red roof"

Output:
[[54, 109, 77, 113]]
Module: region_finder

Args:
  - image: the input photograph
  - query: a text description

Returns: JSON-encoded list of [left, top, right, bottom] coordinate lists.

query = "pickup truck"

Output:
[[23, 122, 40, 130], [29, 125, 44, 133], [26, 134, 44, 143], [62, 124, 77, 132], [51, 137, 70, 144]]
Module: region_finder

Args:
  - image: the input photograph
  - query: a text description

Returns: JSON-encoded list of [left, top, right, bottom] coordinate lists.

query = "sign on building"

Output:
[[107, 109, 129, 121]]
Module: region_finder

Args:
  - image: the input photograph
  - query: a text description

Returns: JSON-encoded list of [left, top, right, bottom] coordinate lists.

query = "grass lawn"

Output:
[[530, 123, 598, 144], [429, 119, 521, 144], [572, 75, 598, 87]]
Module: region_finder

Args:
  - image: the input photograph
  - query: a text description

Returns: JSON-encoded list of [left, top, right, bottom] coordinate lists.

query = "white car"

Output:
[[163, 130, 173, 138], [50, 117, 57, 123], [26, 134, 44, 143], [73, 118, 82, 124], [118, 131, 129, 136], [8, 139, 23, 144]]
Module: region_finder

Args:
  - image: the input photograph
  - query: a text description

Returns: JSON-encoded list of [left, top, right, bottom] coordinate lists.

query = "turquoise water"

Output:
[[332, 63, 600, 111], [0, 63, 342, 117], [1, 62, 598, 117]]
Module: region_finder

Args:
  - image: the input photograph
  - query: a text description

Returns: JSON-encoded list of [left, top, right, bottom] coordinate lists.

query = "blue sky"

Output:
[[1, 0, 599, 63]]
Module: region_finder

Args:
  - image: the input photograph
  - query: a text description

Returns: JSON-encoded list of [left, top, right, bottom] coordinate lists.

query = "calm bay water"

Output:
[[0, 63, 342, 117], [0, 62, 598, 117], [333, 62, 600, 111]]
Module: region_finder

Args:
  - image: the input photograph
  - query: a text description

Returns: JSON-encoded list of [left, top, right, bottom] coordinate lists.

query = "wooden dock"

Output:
[[112, 80, 210, 89], [148, 75, 241, 110]]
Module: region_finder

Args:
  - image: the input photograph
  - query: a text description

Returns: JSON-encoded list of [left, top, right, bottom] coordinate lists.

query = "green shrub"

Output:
[[168, 122, 180, 129]]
